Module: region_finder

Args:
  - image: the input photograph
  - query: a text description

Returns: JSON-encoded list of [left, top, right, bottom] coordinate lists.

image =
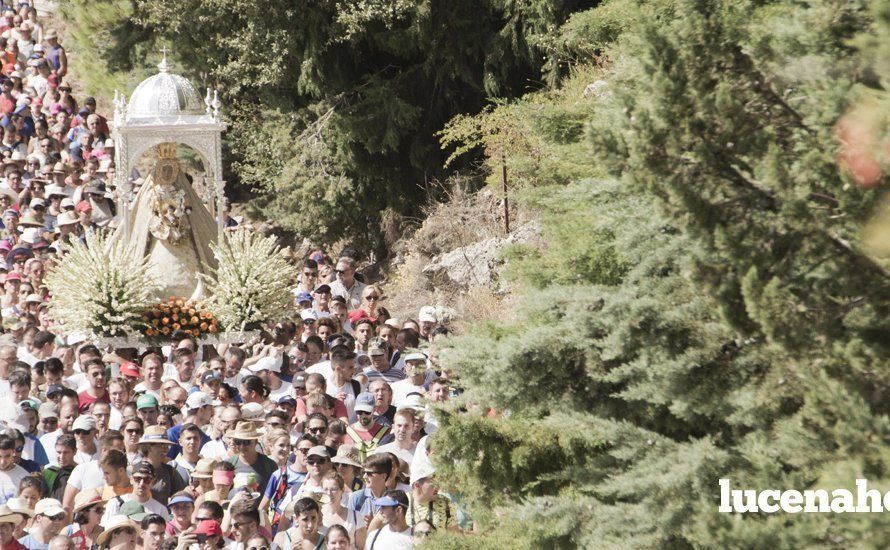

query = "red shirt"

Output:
[[344, 421, 387, 445], [77, 389, 109, 413], [2, 539, 27, 550]]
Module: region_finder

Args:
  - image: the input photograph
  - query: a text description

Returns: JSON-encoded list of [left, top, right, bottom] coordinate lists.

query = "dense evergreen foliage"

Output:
[[430, 0, 890, 547], [61, 0, 597, 248]]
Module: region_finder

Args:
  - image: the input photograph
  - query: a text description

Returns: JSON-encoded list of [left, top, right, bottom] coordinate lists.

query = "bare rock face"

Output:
[[421, 221, 541, 291]]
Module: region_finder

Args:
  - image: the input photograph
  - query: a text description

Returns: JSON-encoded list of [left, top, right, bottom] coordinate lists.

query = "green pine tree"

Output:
[[429, 0, 890, 547]]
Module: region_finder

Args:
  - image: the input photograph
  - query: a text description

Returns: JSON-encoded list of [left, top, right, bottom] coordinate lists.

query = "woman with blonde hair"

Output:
[[349, 284, 385, 322]]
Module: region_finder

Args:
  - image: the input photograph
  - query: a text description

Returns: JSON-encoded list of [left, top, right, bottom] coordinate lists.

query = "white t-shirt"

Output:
[[101, 493, 170, 525], [306, 360, 332, 380], [74, 445, 100, 465], [390, 379, 426, 408], [109, 407, 123, 430], [268, 381, 294, 403], [200, 439, 228, 460], [132, 383, 162, 400], [364, 526, 413, 550], [0, 464, 29, 503], [39, 429, 61, 466], [69, 460, 105, 491], [374, 443, 416, 466], [327, 380, 358, 422]]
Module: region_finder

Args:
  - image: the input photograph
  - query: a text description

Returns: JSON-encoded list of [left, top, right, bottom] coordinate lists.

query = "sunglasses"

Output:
[[73, 429, 91, 436], [125, 428, 143, 435], [133, 476, 153, 484], [307, 458, 327, 466], [44, 513, 65, 521], [248, 547, 269, 550], [307, 426, 326, 434], [355, 410, 372, 416], [364, 295, 380, 301], [233, 439, 251, 446], [195, 516, 214, 522], [90, 506, 105, 515], [335, 269, 348, 275], [363, 471, 385, 477], [232, 520, 256, 528], [117, 527, 136, 536]]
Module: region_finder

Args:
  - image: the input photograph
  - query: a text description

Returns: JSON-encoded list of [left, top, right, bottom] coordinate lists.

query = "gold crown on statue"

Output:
[[156, 143, 177, 159]]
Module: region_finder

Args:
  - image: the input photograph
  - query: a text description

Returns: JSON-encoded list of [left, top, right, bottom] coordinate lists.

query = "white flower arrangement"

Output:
[[45, 233, 161, 337], [201, 229, 297, 331]]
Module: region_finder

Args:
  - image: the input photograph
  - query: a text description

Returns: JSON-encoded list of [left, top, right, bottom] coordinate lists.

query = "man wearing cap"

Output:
[[76, 359, 109, 414], [101, 461, 170, 524], [391, 350, 435, 407], [344, 393, 390, 461], [71, 415, 99, 464], [135, 394, 160, 427], [364, 489, 412, 550], [18, 499, 66, 550], [226, 421, 277, 493], [364, 337, 405, 386], [136, 426, 187, 505], [249, 355, 292, 403], [164, 491, 194, 535], [0, 502, 25, 549], [37, 403, 58, 437], [417, 306, 438, 342], [199, 370, 221, 399]]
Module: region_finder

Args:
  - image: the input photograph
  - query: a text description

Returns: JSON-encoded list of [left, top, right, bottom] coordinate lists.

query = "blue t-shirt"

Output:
[[18, 533, 50, 550]]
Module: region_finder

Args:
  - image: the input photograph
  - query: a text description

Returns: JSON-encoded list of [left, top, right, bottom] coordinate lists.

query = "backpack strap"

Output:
[[369, 425, 389, 446], [350, 379, 361, 396], [42, 466, 60, 495]]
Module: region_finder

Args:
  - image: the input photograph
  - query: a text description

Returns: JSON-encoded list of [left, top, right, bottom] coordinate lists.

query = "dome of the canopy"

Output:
[[127, 57, 204, 119]]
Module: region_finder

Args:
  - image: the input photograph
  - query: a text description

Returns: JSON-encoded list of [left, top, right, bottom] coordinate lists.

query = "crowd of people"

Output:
[[0, 4, 464, 550]]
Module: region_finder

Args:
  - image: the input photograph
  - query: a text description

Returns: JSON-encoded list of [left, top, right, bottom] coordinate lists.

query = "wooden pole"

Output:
[[501, 149, 510, 235]]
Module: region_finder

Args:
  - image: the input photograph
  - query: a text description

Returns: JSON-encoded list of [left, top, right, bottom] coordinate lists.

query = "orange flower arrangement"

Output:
[[141, 296, 219, 339]]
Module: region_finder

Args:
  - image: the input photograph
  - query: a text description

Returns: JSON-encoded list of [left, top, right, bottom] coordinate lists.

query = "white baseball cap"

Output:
[[248, 355, 281, 373], [418, 306, 437, 324], [185, 391, 213, 411]]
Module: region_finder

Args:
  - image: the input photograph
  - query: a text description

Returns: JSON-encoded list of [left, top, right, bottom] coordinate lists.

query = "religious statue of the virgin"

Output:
[[113, 143, 218, 299]]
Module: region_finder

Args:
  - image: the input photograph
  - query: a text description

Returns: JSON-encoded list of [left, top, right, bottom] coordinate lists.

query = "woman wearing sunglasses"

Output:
[[64, 488, 106, 550]]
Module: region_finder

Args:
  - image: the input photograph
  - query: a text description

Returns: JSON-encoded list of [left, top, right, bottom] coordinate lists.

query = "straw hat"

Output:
[[96, 515, 140, 547], [0, 504, 23, 525], [225, 421, 261, 440], [4, 498, 31, 519], [0, 187, 17, 204], [191, 457, 214, 479], [17, 212, 44, 228], [331, 445, 362, 469], [138, 425, 174, 445], [56, 210, 78, 226], [72, 487, 105, 514]]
